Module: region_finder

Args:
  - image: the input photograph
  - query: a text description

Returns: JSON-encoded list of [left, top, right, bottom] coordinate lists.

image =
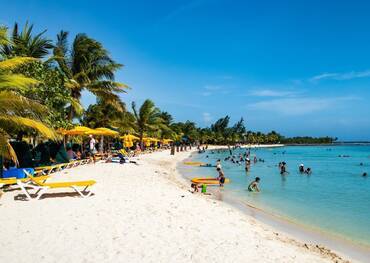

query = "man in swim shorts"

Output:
[[217, 167, 225, 187], [248, 177, 260, 192]]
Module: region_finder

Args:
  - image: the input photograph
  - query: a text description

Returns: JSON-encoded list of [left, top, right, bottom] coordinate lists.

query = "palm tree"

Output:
[[0, 22, 53, 59], [0, 27, 57, 163], [53, 31, 127, 120], [131, 99, 164, 148]]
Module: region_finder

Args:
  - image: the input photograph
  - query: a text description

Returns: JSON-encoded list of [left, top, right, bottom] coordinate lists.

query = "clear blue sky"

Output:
[[2, 0, 370, 140]]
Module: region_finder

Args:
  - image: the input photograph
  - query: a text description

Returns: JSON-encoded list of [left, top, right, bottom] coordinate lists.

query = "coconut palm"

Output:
[[0, 27, 56, 162], [0, 22, 53, 59], [131, 99, 164, 147], [53, 31, 127, 120]]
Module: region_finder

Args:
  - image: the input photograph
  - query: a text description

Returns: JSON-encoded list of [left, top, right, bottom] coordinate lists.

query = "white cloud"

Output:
[[161, 0, 206, 23], [202, 112, 212, 124], [310, 70, 370, 82], [201, 85, 230, 96], [248, 89, 299, 97], [204, 85, 222, 91], [247, 96, 358, 116]]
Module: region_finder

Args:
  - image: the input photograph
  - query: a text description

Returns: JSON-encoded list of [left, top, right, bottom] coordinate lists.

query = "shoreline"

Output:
[[176, 145, 369, 262], [0, 148, 356, 262], [170, 148, 353, 262]]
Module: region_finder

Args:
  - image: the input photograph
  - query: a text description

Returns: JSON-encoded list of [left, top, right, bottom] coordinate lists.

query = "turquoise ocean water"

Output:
[[181, 145, 370, 248]]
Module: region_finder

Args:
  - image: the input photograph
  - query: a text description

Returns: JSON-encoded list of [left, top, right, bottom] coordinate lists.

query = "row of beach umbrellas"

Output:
[[58, 126, 173, 148]]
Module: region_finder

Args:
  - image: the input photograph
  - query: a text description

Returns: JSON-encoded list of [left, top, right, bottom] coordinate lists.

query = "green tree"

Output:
[[1, 22, 53, 59], [53, 31, 127, 120], [82, 99, 127, 129], [211, 116, 230, 143], [13, 60, 79, 128], [131, 99, 164, 147], [0, 27, 56, 162]]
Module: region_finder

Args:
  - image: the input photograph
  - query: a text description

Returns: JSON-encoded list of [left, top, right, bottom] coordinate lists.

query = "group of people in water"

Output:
[[192, 147, 369, 195], [192, 148, 320, 194]]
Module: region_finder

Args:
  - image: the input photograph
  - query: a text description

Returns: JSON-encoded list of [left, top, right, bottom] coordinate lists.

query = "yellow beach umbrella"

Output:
[[57, 128, 68, 135], [63, 126, 95, 136], [161, 139, 173, 144], [93, 127, 119, 137]]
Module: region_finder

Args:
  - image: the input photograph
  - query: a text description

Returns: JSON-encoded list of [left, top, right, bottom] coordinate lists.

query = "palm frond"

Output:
[[0, 91, 48, 116], [0, 56, 37, 70], [0, 116, 57, 139], [0, 74, 39, 91], [0, 26, 9, 46], [88, 80, 129, 93], [69, 97, 83, 116], [0, 130, 18, 164]]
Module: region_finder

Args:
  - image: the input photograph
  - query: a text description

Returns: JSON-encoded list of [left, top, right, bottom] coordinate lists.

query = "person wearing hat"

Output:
[[299, 164, 305, 173]]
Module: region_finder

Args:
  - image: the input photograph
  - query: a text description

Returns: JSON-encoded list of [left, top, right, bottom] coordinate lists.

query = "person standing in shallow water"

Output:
[[216, 159, 222, 170], [217, 168, 225, 187], [280, 162, 287, 175], [245, 159, 250, 172]]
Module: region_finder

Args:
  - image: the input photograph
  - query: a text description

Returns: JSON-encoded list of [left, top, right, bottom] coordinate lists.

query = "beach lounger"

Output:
[[0, 175, 49, 187], [18, 170, 96, 201], [34, 164, 65, 175]]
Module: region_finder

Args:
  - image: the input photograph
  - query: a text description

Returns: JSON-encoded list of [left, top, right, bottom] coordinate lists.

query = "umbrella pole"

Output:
[[100, 135, 104, 153], [81, 137, 84, 154]]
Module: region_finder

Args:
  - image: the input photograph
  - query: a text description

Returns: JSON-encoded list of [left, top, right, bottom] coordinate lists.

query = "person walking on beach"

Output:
[[248, 177, 260, 192], [89, 135, 96, 154]]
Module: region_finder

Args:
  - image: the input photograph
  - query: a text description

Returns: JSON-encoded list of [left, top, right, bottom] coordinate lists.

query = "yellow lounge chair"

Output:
[[0, 175, 49, 185], [19, 170, 96, 200], [34, 165, 59, 175]]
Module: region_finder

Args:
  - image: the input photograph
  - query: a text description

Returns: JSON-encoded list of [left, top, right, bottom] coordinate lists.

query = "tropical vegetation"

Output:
[[0, 21, 337, 169]]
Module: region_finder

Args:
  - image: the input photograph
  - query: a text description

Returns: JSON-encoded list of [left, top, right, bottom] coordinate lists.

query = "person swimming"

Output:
[[363, 172, 367, 177], [248, 177, 260, 192], [305, 167, 312, 174], [299, 164, 304, 173]]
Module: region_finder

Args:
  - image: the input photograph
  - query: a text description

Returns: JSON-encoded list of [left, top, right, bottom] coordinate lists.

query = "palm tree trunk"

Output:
[[139, 131, 144, 150], [0, 155, 3, 178], [68, 105, 74, 121], [100, 135, 104, 153]]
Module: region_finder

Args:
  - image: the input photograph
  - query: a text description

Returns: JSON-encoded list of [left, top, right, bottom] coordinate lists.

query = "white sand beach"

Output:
[[0, 149, 351, 263]]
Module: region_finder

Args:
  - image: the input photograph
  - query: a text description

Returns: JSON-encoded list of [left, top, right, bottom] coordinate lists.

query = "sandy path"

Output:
[[0, 149, 350, 263]]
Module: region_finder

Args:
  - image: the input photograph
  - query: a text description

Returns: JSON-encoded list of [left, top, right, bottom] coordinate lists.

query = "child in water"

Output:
[[248, 177, 260, 192]]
